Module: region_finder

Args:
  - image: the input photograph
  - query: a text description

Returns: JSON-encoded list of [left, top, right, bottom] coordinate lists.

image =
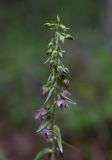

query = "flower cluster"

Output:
[[34, 16, 75, 159]]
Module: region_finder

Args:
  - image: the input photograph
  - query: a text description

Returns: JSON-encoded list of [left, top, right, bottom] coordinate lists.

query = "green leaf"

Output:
[[34, 148, 52, 160], [54, 125, 63, 153], [36, 120, 51, 133], [45, 87, 54, 104]]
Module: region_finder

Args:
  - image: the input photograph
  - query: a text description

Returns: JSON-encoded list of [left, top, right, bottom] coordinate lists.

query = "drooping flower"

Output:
[[63, 79, 69, 88], [34, 108, 48, 121], [56, 99, 68, 109], [40, 128, 52, 139], [42, 85, 49, 94]]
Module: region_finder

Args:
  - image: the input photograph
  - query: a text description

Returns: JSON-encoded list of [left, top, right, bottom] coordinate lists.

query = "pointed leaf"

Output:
[[45, 88, 54, 104], [54, 125, 63, 153], [34, 148, 52, 160], [36, 120, 51, 133]]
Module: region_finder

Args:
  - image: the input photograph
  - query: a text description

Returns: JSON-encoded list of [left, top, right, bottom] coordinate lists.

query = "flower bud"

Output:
[[42, 85, 49, 94], [34, 108, 48, 121], [63, 79, 69, 88], [49, 60, 56, 69], [57, 65, 63, 74]]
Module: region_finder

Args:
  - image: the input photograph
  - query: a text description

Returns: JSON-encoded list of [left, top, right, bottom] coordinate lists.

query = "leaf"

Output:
[[45, 87, 54, 104], [54, 125, 63, 153], [36, 120, 51, 133], [34, 148, 52, 160]]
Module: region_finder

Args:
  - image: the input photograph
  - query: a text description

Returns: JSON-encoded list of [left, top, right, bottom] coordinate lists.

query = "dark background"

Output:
[[0, 0, 112, 160]]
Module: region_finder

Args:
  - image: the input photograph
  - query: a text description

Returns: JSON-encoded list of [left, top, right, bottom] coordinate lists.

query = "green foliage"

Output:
[[34, 16, 74, 159], [0, 1, 112, 159]]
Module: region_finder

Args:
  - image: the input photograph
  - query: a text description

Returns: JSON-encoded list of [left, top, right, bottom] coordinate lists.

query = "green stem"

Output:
[[50, 23, 59, 160], [51, 106, 56, 160]]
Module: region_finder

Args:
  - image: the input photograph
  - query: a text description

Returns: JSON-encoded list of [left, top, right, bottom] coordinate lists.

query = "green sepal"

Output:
[[34, 148, 52, 160]]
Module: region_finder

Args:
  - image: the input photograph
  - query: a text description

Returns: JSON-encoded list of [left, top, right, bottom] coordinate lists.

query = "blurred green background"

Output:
[[0, 0, 112, 160]]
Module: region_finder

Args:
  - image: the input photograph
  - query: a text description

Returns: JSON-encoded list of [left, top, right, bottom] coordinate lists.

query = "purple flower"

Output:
[[34, 108, 48, 121], [40, 129, 52, 139], [56, 99, 68, 109]]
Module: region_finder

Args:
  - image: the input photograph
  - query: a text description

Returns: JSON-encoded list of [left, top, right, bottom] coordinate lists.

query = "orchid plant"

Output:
[[34, 16, 76, 160]]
